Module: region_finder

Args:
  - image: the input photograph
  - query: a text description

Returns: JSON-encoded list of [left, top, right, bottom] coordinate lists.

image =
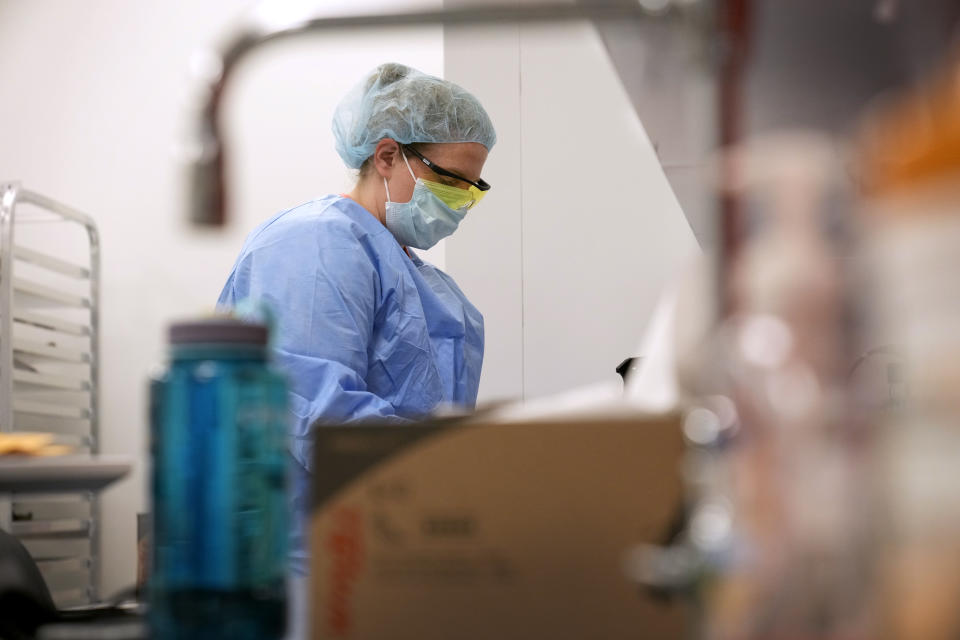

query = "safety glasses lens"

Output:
[[424, 180, 483, 210]]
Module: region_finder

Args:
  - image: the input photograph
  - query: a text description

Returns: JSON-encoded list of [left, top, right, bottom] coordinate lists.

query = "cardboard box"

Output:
[[310, 414, 686, 639]]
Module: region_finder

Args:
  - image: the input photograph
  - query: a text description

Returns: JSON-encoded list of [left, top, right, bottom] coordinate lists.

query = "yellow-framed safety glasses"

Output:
[[404, 145, 490, 210], [421, 179, 487, 211]]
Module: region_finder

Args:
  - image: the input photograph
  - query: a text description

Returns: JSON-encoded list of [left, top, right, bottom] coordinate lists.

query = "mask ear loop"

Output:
[[383, 147, 418, 204], [401, 148, 417, 181]]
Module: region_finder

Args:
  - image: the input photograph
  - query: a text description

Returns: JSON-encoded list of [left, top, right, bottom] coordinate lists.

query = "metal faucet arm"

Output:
[[185, 0, 668, 226]]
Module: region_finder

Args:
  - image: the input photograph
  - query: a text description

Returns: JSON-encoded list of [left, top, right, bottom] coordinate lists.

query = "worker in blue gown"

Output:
[[217, 62, 496, 579]]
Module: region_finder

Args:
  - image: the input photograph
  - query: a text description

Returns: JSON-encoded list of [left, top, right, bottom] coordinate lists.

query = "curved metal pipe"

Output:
[[185, 0, 674, 226]]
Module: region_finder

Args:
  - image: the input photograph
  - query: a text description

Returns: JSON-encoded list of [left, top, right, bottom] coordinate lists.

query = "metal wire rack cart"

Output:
[[0, 182, 101, 607]]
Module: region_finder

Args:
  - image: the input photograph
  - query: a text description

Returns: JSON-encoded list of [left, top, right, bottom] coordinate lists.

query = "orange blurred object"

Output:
[[860, 52, 960, 200]]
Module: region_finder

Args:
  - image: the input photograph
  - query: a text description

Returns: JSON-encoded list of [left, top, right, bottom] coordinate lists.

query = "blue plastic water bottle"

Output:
[[149, 318, 288, 639]]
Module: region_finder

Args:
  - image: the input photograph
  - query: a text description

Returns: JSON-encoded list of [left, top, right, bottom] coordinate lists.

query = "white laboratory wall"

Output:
[[0, 0, 443, 595], [445, 20, 701, 402], [443, 23, 524, 402]]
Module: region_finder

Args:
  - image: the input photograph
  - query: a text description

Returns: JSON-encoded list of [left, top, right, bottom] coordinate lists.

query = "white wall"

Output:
[[445, 20, 700, 403], [0, 0, 442, 595], [443, 22, 524, 402]]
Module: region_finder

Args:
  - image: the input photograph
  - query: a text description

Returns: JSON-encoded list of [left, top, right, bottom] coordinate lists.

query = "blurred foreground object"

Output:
[[628, 132, 877, 638], [149, 317, 289, 640], [697, 135, 874, 639], [309, 413, 686, 640], [859, 52, 960, 640], [636, 63, 960, 638]]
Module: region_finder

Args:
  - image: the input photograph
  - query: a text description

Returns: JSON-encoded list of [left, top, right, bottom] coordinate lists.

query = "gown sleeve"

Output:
[[218, 219, 409, 473]]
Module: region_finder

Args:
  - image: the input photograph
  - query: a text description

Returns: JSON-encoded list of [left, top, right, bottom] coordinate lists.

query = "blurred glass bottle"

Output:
[[701, 134, 875, 639], [859, 51, 960, 640], [149, 318, 288, 640]]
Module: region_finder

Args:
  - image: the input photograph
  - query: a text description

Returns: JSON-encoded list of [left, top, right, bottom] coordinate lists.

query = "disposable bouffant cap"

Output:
[[169, 318, 268, 346], [332, 62, 497, 170]]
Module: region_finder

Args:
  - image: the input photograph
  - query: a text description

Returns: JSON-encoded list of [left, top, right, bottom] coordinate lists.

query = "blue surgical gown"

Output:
[[217, 195, 484, 575]]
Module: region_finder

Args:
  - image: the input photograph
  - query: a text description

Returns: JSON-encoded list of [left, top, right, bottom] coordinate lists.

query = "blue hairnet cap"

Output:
[[333, 63, 497, 169]]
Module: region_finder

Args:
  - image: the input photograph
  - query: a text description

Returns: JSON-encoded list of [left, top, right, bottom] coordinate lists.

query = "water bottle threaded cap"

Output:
[[168, 318, 268, 346]]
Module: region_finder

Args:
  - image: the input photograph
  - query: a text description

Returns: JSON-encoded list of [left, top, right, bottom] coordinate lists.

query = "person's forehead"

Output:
[[422, 142, 487, 176]]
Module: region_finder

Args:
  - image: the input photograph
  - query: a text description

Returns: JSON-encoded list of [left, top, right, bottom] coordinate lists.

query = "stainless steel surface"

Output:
[[13, 492, 94, 505], [22, 537, 91, 561], [14, 496, 92, 521], [13, 369, 91, 392], [13, 244, 90, 279], [0, 184, 17, 441], [44, 568, 93, 593], [0, 183, 103, 603], [17, 189, 99, 229], [13, 337, 91, 363], [13, 400, 92, 420], [592, 1, 960, 250], [14, 413, 92, 437], [185, 0, 695, 226], [37, 433, 96, 450], [0, 183, 17, 534], [36, 557, 92, 575], [14, 277, 91, 307], [11, 517, 92, 536], [15, 310, 90, 337], [586, 0, 717, 246], [0, 456, 131, 494], [742, 0, 960, 137]]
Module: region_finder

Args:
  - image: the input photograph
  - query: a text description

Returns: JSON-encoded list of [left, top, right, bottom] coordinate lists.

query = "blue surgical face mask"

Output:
[[383, 151, 469, 250]]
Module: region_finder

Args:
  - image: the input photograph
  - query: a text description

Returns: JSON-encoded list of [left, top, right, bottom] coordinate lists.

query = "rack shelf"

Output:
[[13, 311, 90, 337], [14, 369, 91, 391], [36, 557, 91, 574], [11, 517, 91, 536], [14, 278, 91, 309], [13, 338, 91, 363], [21, 536, 91, 561], [14, 495, 91, 520], [13, 245, 90, 280], [0, 456, 129, 494], [13, 400, 91, 420], [12, 415, 92, 439]]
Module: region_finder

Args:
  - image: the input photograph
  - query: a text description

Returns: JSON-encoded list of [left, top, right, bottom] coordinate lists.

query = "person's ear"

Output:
[[373, 139, 401, 178]]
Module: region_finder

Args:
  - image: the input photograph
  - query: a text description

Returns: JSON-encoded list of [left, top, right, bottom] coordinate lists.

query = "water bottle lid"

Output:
[[169, 318, 268, 346]]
